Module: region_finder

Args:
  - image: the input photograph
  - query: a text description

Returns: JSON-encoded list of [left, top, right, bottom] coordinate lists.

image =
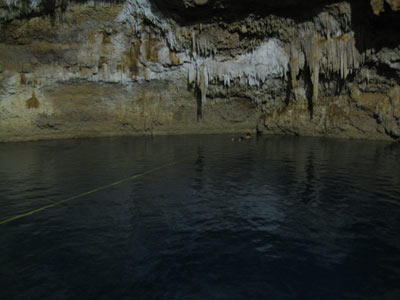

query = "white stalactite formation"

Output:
[[187, 38, 289, 104], [290, 31, 361, 102]]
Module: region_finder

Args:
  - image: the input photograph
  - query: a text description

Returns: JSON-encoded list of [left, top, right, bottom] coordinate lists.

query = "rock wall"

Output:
[[0, 0, 399, 142]]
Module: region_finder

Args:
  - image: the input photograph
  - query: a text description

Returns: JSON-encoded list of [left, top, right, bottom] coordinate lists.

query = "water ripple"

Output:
[[0, 135, 399, 299]]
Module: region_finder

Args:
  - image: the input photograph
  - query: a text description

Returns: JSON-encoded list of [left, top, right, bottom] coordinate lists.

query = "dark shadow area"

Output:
[[300, 67, 314, 119], [350, 0, 400, 53], [195, 87, 203, 121], [150, 0, 339, 25], [364, 61, 400, 83], [300, 152, 316, 204], [194, 145, 205, 190], [284, 72, 293, 106]]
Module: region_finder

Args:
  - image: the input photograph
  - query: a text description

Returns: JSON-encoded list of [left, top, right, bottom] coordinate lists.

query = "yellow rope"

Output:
[[0, 159, 181, 225]]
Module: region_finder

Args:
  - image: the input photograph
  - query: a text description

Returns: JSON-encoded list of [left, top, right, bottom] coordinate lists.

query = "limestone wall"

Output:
[[0, 0, 400, 141]]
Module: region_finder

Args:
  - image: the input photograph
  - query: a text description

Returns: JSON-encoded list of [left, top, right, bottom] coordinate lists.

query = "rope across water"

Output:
[[0, 159, 183, 225]]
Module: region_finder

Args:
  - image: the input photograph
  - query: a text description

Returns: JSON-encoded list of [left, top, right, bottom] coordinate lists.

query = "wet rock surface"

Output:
[[0, 0, 400, 142]]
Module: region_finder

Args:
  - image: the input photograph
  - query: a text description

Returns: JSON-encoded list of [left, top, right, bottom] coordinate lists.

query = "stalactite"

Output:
[[196, 35, 212, 57], [190, 31, 213, 58], [311, 64, 320, 102], [301, 34, 322, 103], [129, 39, 141, 79], [199, 63, 208, 104], [223, 74, 230, 87], [118, 0, 178, 50], [324, 33, 360, 80], [289, 30, 361, 105], [191, 31, 196, 57], [186, 39, 289, 105], [288, 42, 305, 90]]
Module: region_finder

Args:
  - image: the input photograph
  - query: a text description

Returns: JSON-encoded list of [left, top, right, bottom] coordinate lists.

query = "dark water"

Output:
[[1, 135, 400, 300]]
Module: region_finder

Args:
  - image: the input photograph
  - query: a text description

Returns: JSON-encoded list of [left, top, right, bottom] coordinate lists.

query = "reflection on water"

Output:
[[0, 135, 399, 300]]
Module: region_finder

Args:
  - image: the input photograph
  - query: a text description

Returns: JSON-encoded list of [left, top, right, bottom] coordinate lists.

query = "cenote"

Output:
[[0, 135, 399, 300]]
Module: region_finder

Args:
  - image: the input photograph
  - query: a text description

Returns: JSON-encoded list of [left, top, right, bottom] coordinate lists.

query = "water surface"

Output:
[[1, 135, 399, 299]]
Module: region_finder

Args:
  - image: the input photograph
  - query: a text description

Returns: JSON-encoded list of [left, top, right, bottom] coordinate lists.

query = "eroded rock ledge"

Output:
[[0, 0, 400, 142]]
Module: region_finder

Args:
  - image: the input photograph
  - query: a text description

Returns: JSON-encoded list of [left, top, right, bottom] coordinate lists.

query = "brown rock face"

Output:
[[371, 0, 400, 15], [0, 0, 400, 142]]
